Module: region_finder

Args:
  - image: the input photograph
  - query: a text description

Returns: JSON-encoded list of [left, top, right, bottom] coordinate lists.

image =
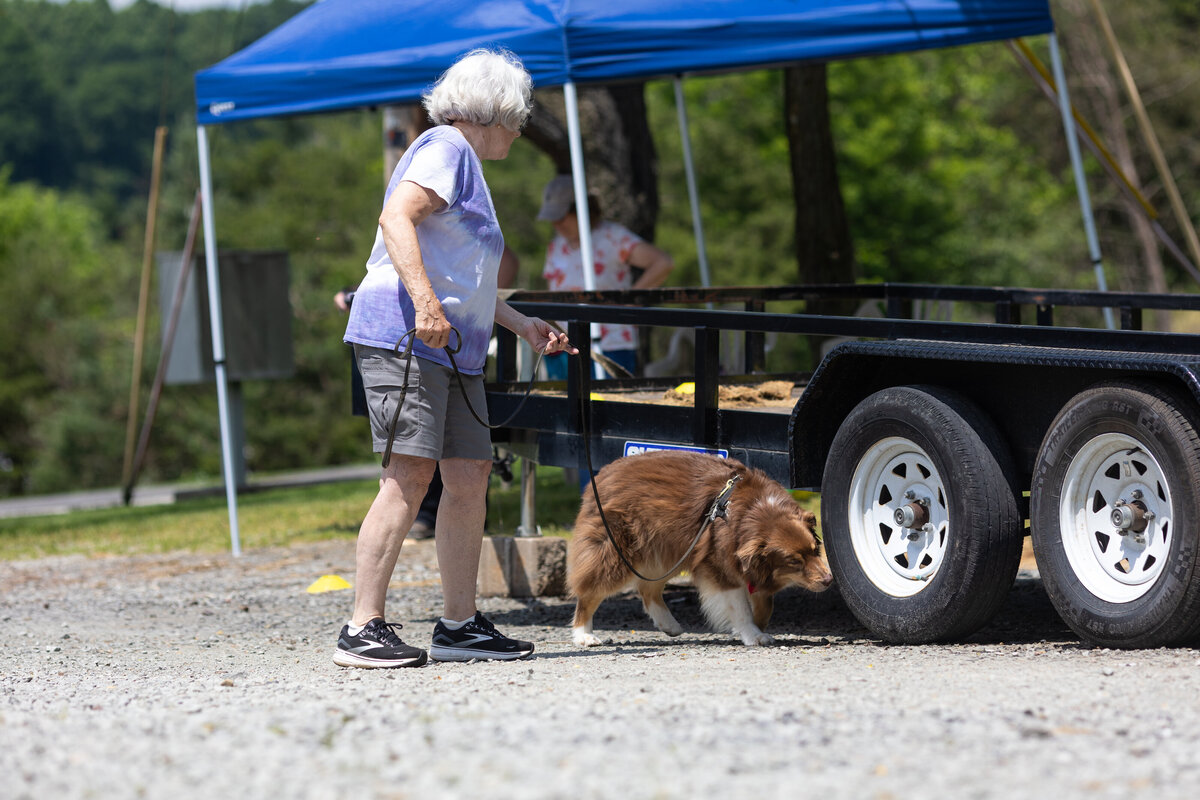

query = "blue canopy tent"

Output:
[[194, 0, 1073, 551]]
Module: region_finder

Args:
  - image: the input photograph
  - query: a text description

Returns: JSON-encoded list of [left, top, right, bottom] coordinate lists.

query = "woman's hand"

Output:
[[525, 318, 578, 356], [412, 294, 452, 349]]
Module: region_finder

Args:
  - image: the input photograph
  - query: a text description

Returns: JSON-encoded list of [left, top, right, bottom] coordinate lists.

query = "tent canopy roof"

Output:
[[195, 0, 1054, 125]]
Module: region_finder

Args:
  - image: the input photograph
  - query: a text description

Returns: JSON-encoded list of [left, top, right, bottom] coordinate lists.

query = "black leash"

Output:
[[381, 327, 543, 468], [576, 383, 741, 583]]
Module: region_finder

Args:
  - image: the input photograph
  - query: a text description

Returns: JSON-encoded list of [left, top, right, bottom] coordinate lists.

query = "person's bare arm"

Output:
[[628, 241, 675, 290], [379, 180, 451, 348]]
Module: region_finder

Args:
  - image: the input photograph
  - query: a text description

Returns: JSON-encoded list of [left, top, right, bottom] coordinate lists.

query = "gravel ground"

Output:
[[3, 537, 1200, 800]]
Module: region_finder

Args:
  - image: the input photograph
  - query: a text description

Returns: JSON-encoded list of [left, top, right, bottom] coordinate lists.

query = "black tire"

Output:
[[821, 385, 1023, 643], [1030, 380, 1200, 648]]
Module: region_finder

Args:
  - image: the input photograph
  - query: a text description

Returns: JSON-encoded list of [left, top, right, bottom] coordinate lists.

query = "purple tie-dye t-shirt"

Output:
[[343, 126, 503, 374]]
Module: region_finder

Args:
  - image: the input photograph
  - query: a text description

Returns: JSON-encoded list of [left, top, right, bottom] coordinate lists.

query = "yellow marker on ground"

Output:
[[674, 381, 696, 395], [306, 574, 352, 594]]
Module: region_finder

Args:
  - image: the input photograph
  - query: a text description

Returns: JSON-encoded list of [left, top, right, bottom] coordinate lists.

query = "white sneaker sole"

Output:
[[430, 645, 534, 662], [333, 649, 428, 668]]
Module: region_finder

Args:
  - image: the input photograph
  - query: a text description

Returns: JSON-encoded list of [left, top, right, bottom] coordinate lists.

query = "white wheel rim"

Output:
[[1058, 433, 1173, 603], [847, 436, 950, 597]]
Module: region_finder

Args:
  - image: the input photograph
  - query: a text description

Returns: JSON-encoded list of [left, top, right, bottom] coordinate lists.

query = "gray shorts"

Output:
[[354, 344, 492, 462]]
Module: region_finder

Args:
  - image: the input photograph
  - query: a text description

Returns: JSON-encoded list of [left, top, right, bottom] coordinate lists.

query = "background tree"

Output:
[[524, 84, 660, 240], [786, 63, 858, 316]]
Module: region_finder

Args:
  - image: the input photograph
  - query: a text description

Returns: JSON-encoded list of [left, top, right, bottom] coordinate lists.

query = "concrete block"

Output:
[[478, 535, 568, 597]]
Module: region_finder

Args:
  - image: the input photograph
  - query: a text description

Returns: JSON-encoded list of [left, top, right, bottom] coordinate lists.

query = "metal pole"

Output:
[[196, 124, 242, 556], [1049, 33, 1115, 330], [562, 82, 596, 292], [562, 81, 604, 377], [674, 77, 711, 288], [516, 458, 539, 537], [1008, 40, 1200, 286]]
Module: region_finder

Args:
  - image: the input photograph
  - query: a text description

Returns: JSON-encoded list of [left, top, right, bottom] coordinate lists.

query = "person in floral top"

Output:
[[537, 174, 674, 378]]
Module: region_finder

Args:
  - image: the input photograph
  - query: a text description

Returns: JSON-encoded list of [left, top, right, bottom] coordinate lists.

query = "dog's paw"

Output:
[[655, 619, 683, 637], [572, 630, 604, 647], [739, 630, 776, 647]]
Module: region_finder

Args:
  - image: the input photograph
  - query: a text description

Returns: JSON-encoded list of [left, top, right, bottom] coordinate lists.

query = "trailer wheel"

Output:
[[1031, 381, 1200, 648], [822, 386, 1023, 643]]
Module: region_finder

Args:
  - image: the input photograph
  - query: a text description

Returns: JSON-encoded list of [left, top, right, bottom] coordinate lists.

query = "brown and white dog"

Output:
[[568, 450, 832, 647]]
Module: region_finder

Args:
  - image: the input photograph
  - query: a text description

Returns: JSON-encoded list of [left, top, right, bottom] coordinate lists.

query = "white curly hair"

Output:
[[422, 48, 533, 133]]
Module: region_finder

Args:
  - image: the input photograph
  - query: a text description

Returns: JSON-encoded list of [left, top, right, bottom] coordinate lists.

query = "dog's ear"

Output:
[[736, 535, 768, 577], [794, 508, 821, 547]]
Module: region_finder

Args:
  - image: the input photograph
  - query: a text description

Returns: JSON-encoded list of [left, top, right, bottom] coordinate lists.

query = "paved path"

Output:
[[0, 463, 380, 520]]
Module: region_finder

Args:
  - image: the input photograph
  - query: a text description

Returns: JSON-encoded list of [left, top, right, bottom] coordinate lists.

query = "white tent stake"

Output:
[[197, 124, 243, 556]]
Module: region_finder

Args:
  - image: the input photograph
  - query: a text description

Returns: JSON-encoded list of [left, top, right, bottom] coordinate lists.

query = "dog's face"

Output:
[[736, 505, 833, 594]]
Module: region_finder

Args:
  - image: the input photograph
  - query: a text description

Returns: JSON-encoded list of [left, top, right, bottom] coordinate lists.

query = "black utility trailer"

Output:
[[489, 284, 1200, 650]]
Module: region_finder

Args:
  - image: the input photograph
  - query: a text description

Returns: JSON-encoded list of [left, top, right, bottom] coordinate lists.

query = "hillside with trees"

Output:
[[1, 0, 1198, 496]]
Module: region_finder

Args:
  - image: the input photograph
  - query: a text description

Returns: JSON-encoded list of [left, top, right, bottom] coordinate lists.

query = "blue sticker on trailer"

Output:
[[623, 441, 728, 458]]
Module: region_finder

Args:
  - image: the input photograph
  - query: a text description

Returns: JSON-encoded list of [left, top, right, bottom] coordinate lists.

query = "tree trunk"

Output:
[[785, 64, 857, 294], [786, 63, 858, 366], [523, 83, 659, 240]]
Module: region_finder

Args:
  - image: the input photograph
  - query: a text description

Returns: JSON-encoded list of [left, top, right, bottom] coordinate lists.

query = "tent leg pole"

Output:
[[562, 82, 604, 379], [197, 124, 242, 556], [562, 82, 596, 293], [1049, 33, 1114, 329], [674, 77, 711, 289]]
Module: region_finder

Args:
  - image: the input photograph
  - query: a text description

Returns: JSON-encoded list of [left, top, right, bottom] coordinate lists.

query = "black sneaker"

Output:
[[430, 612, 534, 662], [334, 619, 428, 668]]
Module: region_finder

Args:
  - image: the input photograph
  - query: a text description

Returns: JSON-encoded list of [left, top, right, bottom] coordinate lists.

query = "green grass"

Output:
[[0, 463, 587, 562], [0, 462, 820, 562]]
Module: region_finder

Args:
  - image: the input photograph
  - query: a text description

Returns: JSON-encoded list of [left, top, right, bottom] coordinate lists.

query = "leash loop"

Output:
[[707, 475, 741, 523]]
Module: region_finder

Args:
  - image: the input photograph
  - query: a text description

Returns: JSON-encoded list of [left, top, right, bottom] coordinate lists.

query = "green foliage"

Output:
[[642, 46, 1080, 293], [828, 44, 1077, 288], [0, 6, 63, 184], [1, 0, 309, 230], [0, 168, 131, 494], [647, 71, 796, 288]]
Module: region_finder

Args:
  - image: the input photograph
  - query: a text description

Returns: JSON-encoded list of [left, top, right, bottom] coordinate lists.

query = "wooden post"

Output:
[[121, 125, 168, 499], [1087, 0, 1200, 272], [122, 191, 202, 505]]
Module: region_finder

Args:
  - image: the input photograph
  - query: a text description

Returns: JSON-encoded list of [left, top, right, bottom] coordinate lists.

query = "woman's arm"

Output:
[[379, 180, 451, 348], [627, 241, 675, 290]]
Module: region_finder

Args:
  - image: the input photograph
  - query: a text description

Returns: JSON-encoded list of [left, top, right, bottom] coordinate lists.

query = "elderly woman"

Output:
[[336, 49, 575, 668]]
